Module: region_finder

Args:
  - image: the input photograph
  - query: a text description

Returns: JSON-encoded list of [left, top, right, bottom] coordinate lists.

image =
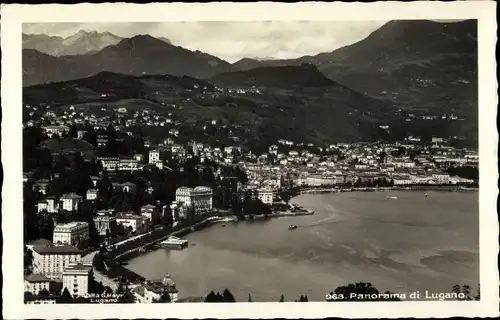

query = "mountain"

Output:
[[22, 34, 65, 56], [23, 35, 235, 86], [59, 30, 123, 55], [158, 37, 172, 44], [22, 30, 122, 56], [232, 19, 478, 143], [211, 63, 335, 88]]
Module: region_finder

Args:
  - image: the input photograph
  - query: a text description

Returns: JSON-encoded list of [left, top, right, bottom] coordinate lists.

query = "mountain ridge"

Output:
[[22, 30, 123, 56], [23, 34, 235, 86]]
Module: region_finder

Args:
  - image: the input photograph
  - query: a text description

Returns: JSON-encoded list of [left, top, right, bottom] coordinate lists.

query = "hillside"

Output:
[[23, 35, 235, 86], [23, 30, 122, 56], [211, 64, 335, 88], [231, 19, 478, 144], [23, 70, 408, 150]]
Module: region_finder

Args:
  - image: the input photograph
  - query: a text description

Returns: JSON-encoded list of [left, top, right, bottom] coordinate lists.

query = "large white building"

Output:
[[257, 188, 274, 205], [62, 263, 92, 297], [60, 193, 83, 211], [32, 245, 82, 280], [53, 222, 89, 246], [24, 274, 51, 295], [174, 186, 213, 214]]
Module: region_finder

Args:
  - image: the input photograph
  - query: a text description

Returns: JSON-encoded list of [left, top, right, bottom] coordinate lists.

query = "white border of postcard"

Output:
[[2, 1, 498, 319]]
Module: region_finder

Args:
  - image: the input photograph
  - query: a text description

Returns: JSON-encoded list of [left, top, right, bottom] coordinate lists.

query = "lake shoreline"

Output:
[[123, 190, 479, 302], [288, 185, 478, 200]]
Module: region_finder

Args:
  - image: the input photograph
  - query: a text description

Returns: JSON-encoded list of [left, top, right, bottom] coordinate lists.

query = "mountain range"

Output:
[[23, 30, 174, 57], [233, 20, 478, 117], [23, 34, 233, 86]]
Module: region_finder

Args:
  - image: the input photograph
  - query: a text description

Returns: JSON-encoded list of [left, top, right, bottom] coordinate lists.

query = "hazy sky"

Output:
[[23, 21, 390, 62]]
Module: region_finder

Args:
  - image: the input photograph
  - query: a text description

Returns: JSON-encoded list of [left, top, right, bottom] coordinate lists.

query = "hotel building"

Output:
[[53, 222, 89, 246], [62, 263, 92, 297], [174, 186, 213, 214], [32, 245, 82, 280]]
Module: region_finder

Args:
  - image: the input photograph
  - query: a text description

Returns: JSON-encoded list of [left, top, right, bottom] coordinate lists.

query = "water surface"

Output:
[[126, 191, 479, 301]]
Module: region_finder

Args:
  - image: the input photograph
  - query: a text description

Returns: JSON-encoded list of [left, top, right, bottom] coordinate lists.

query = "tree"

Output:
[[24, 291, 35, 303], [281, 192, 291, 204], [58, 288, 73, 303], [222, 289, 236, 302], [331, 282, 399, 301], [461, 285, 472, 301], [155, 292, 172, 303], [117, 288, 136, 303], [204, 291, 218, 303], [24, 246, 34, 272], [279, 294, 285, 302], [38, 289, 51, 297]]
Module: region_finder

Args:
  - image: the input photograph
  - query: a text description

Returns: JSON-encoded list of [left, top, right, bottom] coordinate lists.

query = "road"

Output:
[[82, 250, 118, 291]]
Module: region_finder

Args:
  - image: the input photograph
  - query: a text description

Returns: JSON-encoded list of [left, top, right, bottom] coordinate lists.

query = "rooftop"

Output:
[[60, 193, 83, 200], [25, 273, 51, 283], [63, 262, 92, 273], [33, 244, 81, 255], [26, 238, 53, 247]]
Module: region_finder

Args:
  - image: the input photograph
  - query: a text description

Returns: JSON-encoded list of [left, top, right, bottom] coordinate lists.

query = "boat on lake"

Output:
[[386, 196, 399, 200], [288, 225, 298, 230]]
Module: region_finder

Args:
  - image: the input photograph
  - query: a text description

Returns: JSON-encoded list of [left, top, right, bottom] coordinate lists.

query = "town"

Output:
[[22, 99, 479, 304]]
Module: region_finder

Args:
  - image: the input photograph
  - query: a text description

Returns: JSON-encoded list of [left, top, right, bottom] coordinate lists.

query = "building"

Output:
[[149, 149, 168, 164], [257, 188, 274, 205], [133, 274, 179, 303], [53, 222, 89, 246], [141, 204, 160, 225], [33, 179, 50, 195], [97, 157, 120, 171], [24, 274, 51, 295], [60, 193, 83, 211], [77, 130, 86, 140], [113, 182, 137, 193], [93, 214, 117, 236], [45, 196, 59, 213], [432, 173, 451, 184], [86, 189, 99, 200], [62, 263, 92, 297], [116, 213, 149, 233], [175, 186, 213, 214], [42, 125, 69, 138], [119, 158, 139, 171], [32, 245, 82, 280], [90, 176, 101, 187]]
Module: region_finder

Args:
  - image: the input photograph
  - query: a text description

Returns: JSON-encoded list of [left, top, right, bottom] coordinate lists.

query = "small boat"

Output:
[[425, 193, 428, 198], [386, 196, 398, 200], [221, 224, 226, 227], [288, 225, 298, 230]]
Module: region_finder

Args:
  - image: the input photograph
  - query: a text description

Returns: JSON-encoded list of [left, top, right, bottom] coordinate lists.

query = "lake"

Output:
[[126, 190, 479, 302]]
